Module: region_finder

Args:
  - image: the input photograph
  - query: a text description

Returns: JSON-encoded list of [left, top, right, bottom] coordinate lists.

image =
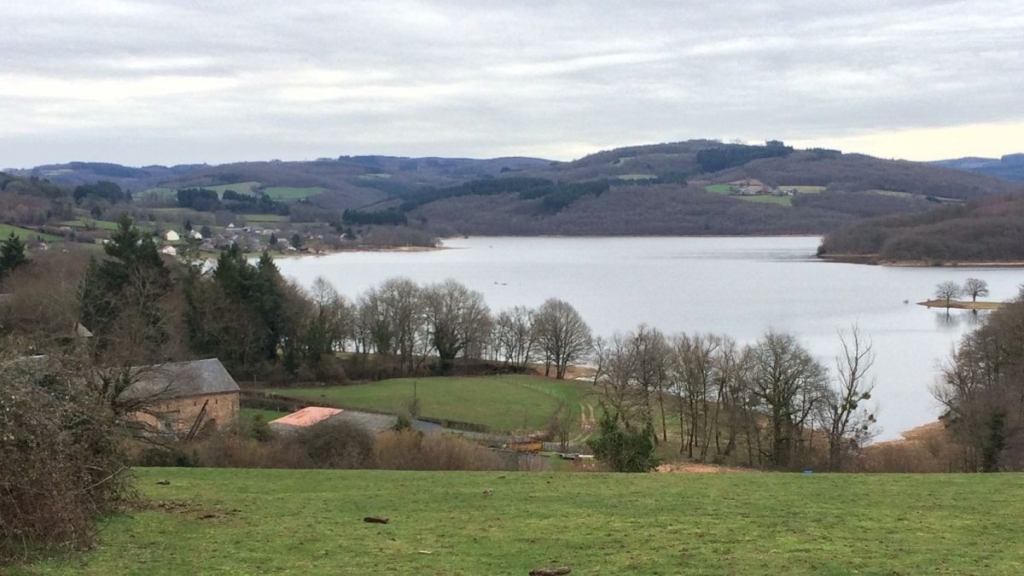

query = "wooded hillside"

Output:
[[6, 140, 1020, 237], [819, 193, 1024, 263]]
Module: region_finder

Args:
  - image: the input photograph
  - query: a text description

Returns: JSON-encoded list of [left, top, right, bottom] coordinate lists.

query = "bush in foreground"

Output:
[[0, 350, 131, 564]]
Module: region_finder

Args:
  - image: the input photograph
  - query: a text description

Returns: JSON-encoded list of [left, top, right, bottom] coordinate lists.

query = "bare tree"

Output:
[[822, 326, 877, 471], [534, 298, 592, 379], [629, 325, 670, 439], [422, 279, 492, 372], [493, 305, 535, 368], [749, 331, 828, 469], [594, 332, 647, 429], [932, 289, 1024, 471], [935, 281, 963, 309], [963, 278, 989, 303], [669, 333, 722, 460], [355, 278, 422, 372]]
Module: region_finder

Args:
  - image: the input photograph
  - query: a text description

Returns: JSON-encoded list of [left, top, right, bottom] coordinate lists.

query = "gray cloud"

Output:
[[2, 0, 1022, 167]]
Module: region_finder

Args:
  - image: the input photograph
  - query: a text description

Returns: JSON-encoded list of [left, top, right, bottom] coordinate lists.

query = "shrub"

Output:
[[374, 430, 505, 471], [288, 420, 375, 469], [0, 350, 131, 563], [586, 411, 660, 473]]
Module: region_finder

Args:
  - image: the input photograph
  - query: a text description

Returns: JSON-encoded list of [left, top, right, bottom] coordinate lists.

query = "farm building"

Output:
[[120, 358, 240, 438]]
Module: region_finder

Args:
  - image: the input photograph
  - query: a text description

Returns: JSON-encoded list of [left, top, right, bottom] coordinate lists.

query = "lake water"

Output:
[[276, 236, 1024, 440]]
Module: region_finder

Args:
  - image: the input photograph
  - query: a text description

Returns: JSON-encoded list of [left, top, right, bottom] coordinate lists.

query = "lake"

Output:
[[277, 236, 1024, 440]]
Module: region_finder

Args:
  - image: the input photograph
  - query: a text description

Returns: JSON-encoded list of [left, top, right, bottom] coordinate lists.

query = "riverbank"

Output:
[[819, 254, 1024, 267]]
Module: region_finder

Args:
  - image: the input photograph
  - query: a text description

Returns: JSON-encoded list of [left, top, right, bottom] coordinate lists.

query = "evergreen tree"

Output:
[[587, 410, 660, 472], [0, 233, 28, 280], [78, 215, 171, 358]]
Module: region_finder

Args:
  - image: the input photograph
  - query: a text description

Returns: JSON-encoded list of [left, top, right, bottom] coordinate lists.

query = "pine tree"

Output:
[[0, 232, 28, 280]]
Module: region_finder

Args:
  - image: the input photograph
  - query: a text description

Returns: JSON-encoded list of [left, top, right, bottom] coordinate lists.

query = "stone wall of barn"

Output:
[[130, 392, 240, 436]]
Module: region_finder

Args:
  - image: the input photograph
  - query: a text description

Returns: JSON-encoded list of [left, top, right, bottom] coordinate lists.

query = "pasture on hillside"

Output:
[[269, 375, 594, 433], [203, 182, 261, 196], [18, 468, 1024, 575], [0, 224, 60, 242], [262, 186, 325, 201]]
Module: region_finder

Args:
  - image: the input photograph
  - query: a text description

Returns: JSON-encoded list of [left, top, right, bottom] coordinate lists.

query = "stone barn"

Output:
[[121, 358, 240, 438]]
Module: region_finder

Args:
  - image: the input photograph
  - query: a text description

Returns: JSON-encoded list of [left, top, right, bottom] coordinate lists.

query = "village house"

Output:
[[120, 358, 240, 438], [163, 230, 180, 242]]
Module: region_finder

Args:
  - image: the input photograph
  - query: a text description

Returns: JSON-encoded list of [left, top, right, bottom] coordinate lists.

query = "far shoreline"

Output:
[[818, 254, 1024, 268]]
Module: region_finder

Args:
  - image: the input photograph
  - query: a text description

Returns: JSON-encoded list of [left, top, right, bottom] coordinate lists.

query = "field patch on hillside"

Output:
[[705, 184, 733, 194], [18, 468, 1024, 575], [269, 375, 590, 432], [262, 186, 325, 201], [784, 185, 825, 193], [241, 214, 290, 223], [61, 219, 122, 231], [203, 182, 261, 196], [0, 224, 60, 242]]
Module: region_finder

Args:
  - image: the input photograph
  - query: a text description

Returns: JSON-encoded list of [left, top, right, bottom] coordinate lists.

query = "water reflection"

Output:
[[934, 309, 986, 330]]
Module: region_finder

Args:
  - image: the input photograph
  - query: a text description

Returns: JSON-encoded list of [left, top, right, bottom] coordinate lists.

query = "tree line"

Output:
[[586, 326, 875, 471]]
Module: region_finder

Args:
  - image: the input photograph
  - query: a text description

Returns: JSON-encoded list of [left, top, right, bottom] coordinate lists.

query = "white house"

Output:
[[160, 245, 177, 257], [163, 230, 180, 242]]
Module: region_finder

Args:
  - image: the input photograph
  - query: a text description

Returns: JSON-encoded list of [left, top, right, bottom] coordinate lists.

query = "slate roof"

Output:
[[121, 358, 240, 401]]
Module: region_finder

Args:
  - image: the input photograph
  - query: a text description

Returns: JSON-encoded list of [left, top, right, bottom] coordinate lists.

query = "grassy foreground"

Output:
[[271, 375, 592, 432], [18, 468, 1024, 575]]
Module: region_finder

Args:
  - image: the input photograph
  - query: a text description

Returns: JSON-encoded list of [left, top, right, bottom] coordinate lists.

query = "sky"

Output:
[[2, 0, 1023, 168]]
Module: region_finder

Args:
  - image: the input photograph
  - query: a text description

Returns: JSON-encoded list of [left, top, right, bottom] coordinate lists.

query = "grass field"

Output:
[[18, 468, 1024, 575], [61, 219, 121, 231], [241, 214, 290, 223], [262, 186, 325, 201], [269, 375, 593, 432], [204, 182, 261, 197], [705, 184, 733, 194], [736, 195, 792, 206], [0, 223, 60, 242], [784, 185, 825, 193], [240, 408, 288, 425]]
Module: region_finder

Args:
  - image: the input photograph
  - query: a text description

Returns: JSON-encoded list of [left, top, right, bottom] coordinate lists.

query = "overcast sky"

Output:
[[2, 0, 1022, 168]]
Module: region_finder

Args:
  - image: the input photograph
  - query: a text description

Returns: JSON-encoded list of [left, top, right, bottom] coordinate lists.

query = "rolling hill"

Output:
[[933, 154, 1024, 182], [5, 141, 1020, 237]]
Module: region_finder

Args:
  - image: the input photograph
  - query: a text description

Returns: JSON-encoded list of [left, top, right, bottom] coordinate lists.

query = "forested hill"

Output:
[[394, 143, 1019, 236], [5, 141, 1020, 237], [932, 154, 1024, 183], [818, 193, 1024, 264]]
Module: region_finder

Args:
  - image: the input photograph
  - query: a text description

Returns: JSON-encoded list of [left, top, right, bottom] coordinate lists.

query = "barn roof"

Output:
[[121, 358, 239, 401]]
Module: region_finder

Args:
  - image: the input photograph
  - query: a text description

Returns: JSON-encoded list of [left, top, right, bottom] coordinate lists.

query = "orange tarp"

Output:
[[270, 406, 342, 427]]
